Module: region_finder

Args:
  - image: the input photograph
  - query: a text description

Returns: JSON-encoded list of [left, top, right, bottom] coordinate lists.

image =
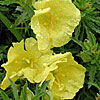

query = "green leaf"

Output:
[[73, 1, 81, 9], [88, 82, 100, 92], [87, 16, 100, 24], [0, 11, 23, 41], [9, 78, 19, 100], [0, 0, 18, 5], [0, 54, 3, 61], [86, 30, 96, 46], [71, 37, 86, 50], [78, 51, 92, 63], [88, 66, 97, 88], [33, 92, 45, 100], [36, 80, 50, 95], [23, 0, 33, 5], [27, 87, 34, 100], [33, 80, 50, 100], [0, 46, 8, 52], [0, 6, 9, 11], [24, 5, 34, 18], [85, 21, 100, 34], [42, 90, 53, 100], [20, 82, 27, 100], [16, 6, 24, 12], [95, 4, 100, 10], [13, 11, 27, 27], [0, 90, 11, 100], [83, 40, 91, 50], [88, 32, 96, 45], [42, 93, 50, 100], [74, 22, 81, 39], [13, 5, 33, 27]]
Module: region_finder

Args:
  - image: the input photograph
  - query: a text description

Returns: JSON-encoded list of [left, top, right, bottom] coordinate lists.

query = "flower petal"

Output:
[[18, 67, 37, 83], [25, 37, 41, 59], [51, 53, 86, 99], [8, 40, 26, 62], [0, 72, 18, 90], [31, 0, 81, 50], [50, 0, 81, 47], [31, 8, 51, 51]]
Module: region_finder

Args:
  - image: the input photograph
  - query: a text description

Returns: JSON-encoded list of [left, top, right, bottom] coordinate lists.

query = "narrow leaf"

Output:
[[0, 0, 17, 5], [20, 82, 27, 100], [37, 80, 50, 94], [0, 90, 11, 100], [0, 11, 22, 41], [13, 11, 27, 27], [71, 37, 86, 50], [9, 78, 19, 100], [34, 80, 50, 100], [88, 66, 96, 88], [27, 87, 34, 100]]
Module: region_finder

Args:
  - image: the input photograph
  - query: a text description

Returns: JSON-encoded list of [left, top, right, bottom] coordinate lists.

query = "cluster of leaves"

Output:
[[0, 0, 100, 100], [0, 0, 35, 41], [0, 79, 52, 100], [71, 0, 100, 99], [71, 31, 100, 100], [73, 0, 100, 41]]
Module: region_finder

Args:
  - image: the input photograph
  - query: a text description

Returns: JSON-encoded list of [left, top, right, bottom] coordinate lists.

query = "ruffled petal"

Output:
[[31, 0, 81, 50], [0, 72, 18, 90], [31, 8, 51, 51], [25, 37, 41, 59], [8, 40, 26, 62], [51, 53, 86, 99]]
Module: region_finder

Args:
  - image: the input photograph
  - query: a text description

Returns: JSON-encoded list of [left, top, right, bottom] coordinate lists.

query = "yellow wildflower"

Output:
[[0, 37, 53, 90], [44, 52, 86, 100], [31, 0, 81, 51], [0, 38, 86, 100]]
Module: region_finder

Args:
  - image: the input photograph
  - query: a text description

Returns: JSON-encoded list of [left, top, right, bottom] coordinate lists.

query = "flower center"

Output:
[[41, 13, 57, 30], [53, 70, 65, 87], [15, 58, 31, 71]]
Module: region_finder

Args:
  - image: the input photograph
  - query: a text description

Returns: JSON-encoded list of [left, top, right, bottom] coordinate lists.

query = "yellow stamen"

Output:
[[31, 61, 34, 68], [55, 75, 60, 85], [51, 20, 54, 30], [58, 73, 65, 77], [44, 22, 48, 26], [54, 81, 59, 86], [23, 58, 30, 64], [47, 13, 51, 18]]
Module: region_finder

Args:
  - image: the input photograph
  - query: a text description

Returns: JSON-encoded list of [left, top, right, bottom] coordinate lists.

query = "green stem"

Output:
[[0, 11, 23, 41]]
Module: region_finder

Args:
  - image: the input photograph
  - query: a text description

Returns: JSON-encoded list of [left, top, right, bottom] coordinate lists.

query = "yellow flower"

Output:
[[31, 0, 81, 51], [0, 37, 86, 100], [44, 52, 86, 100], [0, 37, 54, 90]]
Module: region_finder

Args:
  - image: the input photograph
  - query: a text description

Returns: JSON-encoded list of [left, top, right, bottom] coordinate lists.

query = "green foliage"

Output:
[[0, 79, 51, 100], [0, 45, 8, 61], [0, 0, 34, 26], [0, 90, 11, 100], [0, 11, 22, 41], [42, 90, 53, 100], [33, 80, 50, 100], [0, 0, 35, 40], [27, 87, 35, 100], [0, 0, 17, 5], [9, 78, 20, 100], [73, 0, 100, 41], [20, 82, 27, 100]]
